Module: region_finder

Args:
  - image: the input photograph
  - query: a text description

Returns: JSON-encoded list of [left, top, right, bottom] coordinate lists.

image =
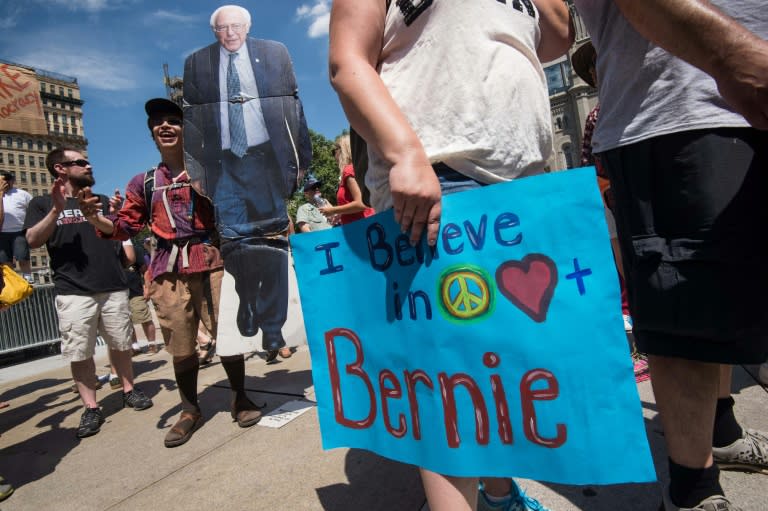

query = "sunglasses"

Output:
[[59, 159, 90, 167], [149, 117, 183, 127]]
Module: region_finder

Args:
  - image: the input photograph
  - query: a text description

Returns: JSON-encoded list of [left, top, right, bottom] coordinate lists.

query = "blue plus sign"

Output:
[[565, 258, 592, 296]]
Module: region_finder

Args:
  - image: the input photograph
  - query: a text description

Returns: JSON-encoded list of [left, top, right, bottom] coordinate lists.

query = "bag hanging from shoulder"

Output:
[[0, 265, 33, 307]]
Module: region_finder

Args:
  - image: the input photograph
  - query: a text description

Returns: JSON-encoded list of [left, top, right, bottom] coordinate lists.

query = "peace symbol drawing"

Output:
[[438, 266, 493, 321]]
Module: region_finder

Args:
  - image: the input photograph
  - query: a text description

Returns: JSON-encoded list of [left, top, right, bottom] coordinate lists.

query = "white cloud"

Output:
[[12, 48, 140, 91], [44, 0, 111, 12], [144, 10, 200, 26], [0, 5, 23, 29], [296, 0, 330, 39]]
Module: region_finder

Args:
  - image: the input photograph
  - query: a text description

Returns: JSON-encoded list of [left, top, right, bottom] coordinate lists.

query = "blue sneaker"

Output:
[[478, 480, 551, 511]]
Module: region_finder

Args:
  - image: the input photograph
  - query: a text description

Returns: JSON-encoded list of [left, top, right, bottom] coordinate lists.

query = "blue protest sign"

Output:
[[290, 167, 655, 484]]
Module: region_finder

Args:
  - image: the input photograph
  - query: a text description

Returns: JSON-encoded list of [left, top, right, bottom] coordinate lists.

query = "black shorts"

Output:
[[0, 231, 30, 264], [597, 127, 768, 364]]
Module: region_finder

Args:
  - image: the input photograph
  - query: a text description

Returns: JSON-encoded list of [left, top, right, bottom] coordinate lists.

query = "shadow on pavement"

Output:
[[316, 448, 424, 511]]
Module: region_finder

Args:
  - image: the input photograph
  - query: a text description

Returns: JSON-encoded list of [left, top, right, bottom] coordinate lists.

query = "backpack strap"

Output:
[[143, 167, 157, 226], [143, 167, 195, 230]]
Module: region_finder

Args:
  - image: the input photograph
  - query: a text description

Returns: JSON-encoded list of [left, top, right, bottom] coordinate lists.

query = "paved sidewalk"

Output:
[[0, 343, 765, 510]]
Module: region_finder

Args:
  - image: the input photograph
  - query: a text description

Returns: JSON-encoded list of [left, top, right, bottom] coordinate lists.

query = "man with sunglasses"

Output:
[[24, 148, 153, 439], [183, 4, 311, 361], [79, 98, 263, 448]]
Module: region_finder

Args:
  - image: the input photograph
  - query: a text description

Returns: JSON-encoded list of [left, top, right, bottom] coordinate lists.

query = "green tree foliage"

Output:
[[287, 128, 347, 221]]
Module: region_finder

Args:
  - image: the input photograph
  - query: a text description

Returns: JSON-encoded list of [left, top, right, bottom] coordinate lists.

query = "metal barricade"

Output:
[[0, 285, 60, 354]]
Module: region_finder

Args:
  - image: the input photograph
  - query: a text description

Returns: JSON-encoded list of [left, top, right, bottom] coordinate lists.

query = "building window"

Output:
[[0, 153, 3, 164], [30, 172, 36, 184], [67, 88, 73, 98], [39, 156, 45, 167], [18, 155, 25, 166], [70, 115, 76, 126], [19, 171, 26, 183], [40, 83, 45, 92], [5, 136, 11, 147], [555, 117, 563, 130], [26, 140, 32, 150], [59, 87, 64, 96], [29, 157, 35, 167], [31, 189, 39, 197], [53, 113, 58, 123], [40, 172, 47, 184], [562, 144, 574, 169], [41, 256, 48, 265], [46, 143, 52, 151], [31, 256, 37, 266], [63, 126, 69, 134], [15, 138, 22, 149], [545, 60, 573, 95], [37, 140, 43, 151], [8, 154, 14, 164]]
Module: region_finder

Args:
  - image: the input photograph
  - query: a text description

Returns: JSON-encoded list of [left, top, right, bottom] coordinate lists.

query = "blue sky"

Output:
[[0, 0, 345, 196]]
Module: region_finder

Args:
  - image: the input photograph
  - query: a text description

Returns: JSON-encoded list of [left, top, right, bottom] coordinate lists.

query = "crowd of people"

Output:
[[1, 1, 767, 510]]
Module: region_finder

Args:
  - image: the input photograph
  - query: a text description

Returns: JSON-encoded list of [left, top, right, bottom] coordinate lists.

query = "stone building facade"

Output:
[[0, 60, 88, 282], [544, 2, 597, 172]]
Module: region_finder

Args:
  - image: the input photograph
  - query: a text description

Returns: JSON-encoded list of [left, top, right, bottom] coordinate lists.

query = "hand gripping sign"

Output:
[[290, 167, 655, 484]]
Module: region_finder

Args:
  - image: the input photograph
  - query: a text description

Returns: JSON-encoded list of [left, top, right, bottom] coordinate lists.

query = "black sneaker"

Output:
[[123, 388, 153, 411], [76, 407, 104, 438]]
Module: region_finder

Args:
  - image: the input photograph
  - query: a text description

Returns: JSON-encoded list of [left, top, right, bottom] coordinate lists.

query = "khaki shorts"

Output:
[[56, 290, 133, 362], [149, 269, 222, 358], [129, 296, 152, 324]]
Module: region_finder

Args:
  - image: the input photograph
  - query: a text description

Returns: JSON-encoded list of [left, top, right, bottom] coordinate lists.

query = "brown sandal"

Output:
[[164, 411, 203, 448], [231, 397, 263, 428]]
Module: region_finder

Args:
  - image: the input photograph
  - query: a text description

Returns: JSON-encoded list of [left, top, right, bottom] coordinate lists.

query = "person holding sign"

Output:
[[572, 1, 768, 510], [329, 1, 573, 510]]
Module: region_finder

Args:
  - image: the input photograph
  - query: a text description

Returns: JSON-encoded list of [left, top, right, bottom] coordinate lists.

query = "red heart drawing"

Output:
[[495, 254, 558, 323]]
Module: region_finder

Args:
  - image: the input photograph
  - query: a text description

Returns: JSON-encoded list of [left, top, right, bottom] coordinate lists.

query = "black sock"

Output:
[[220, 354, 246, 401], [668, 459, 723, 508], [173, 355, 200, 413], [713, 396, 743, 448]]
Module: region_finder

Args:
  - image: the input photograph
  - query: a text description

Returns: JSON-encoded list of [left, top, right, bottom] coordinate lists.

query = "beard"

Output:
[[69, 174, 95, 188]]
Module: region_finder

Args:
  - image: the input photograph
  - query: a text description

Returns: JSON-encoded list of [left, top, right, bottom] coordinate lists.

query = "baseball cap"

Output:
[[144, 98, 183, 119], [571, 41, 597, 88], [303, 177, 322, 192]]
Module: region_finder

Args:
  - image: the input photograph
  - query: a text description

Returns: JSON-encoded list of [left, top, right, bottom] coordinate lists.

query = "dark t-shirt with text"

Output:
[[24, 195, 127, 295]]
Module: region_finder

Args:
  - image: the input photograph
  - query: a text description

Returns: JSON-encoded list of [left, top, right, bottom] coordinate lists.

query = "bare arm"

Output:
[[77, 187, 115, 235], [26, 179, 66, 249], [535, 0, 575, 62], [123, 243, 136, 266], [320, 174, 369, 217], [329, 0, 441, 246], [612, 0, 768, 129], [0, 181, 7, 229]]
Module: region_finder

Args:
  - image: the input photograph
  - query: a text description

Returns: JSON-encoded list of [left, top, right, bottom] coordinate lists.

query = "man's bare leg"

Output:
[[650, 355, 718, 467], [71, 358, 99, 408], [109, 348, 135, 393]]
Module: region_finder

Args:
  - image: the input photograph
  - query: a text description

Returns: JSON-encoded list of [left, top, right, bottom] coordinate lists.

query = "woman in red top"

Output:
[[319, 134, 374, 225]]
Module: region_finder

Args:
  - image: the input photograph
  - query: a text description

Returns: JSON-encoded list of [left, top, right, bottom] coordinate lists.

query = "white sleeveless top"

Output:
[[367, 0, 553, 211]]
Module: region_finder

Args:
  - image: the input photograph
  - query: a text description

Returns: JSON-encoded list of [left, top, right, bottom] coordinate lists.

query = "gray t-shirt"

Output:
[[295, 203, 331, 232], [574, 0, 767, 152]]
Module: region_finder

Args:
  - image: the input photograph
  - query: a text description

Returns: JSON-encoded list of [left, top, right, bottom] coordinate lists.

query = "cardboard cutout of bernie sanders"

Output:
[[183, 4, 312, 358]]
